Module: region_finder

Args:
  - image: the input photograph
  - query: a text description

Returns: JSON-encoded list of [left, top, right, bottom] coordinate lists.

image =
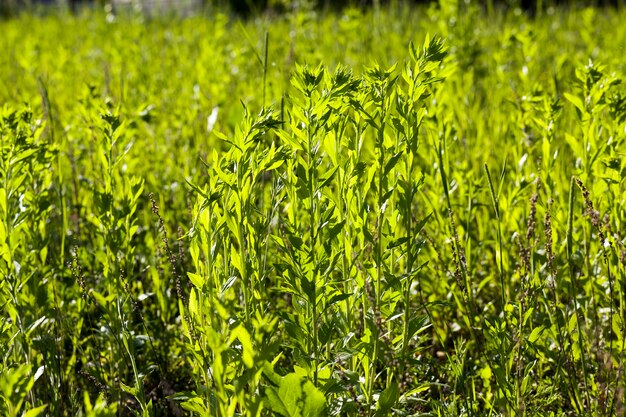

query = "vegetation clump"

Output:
[[1, 1, 626, 416]]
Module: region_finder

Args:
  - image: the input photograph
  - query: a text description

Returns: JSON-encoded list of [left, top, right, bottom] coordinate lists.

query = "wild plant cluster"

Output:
[[1, 2, 626, 416]]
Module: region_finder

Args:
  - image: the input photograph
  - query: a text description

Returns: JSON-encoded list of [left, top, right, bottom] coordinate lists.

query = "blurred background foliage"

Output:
[[1, 0, 624, 19]]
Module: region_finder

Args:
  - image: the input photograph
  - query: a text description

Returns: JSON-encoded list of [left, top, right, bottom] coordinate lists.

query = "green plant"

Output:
[[1, 2, 626, 416]]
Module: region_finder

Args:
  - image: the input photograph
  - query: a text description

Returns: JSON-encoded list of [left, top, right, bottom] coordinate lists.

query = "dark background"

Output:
[[0, 0, 623, 20]]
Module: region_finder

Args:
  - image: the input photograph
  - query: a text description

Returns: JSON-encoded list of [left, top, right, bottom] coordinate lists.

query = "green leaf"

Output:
[[326, 220, 345, 240], [119, 381, 137, 396], [266, 387, 291, 417], [187, 272, 205, 289], [230, 245, 243, 276], [323, 293, 350, 312], [266, 373, 303, 417], [612, 315, 623, 341], [22, 404, 48, 417], [563, 92, 585, 115], [90, 291, 110, 309], [384, 152, 403, 176], [188, 289, 198, 319], [185, 179, 221, 203], [231, 325, 255, 369], [375, 382, 399, 416], [528, 326, 546, 343], [565, 133, 584, 159], [181, 397, 210, 416], [302, 380, 326, 417]]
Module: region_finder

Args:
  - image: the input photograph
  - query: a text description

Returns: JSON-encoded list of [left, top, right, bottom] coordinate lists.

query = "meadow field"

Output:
[[1, 1, 626, 415]]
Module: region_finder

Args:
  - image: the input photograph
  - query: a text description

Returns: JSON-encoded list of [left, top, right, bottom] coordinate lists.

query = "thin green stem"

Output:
[[567, 176, 590, 412], [484, 164, 505, 310]]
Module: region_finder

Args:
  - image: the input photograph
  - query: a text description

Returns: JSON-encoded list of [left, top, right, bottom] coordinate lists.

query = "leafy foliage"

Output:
[[1, 1, 626, 416]]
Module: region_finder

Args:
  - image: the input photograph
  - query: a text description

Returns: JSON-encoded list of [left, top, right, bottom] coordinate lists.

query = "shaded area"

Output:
[[1, 0, 625, 18]]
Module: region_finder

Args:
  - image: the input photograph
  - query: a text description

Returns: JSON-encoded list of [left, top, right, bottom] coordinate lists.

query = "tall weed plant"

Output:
[[1, 1, 626, 416]]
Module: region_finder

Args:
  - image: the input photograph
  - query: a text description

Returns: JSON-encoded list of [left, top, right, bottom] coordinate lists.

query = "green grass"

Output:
[[1, 1, 626, 416]]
